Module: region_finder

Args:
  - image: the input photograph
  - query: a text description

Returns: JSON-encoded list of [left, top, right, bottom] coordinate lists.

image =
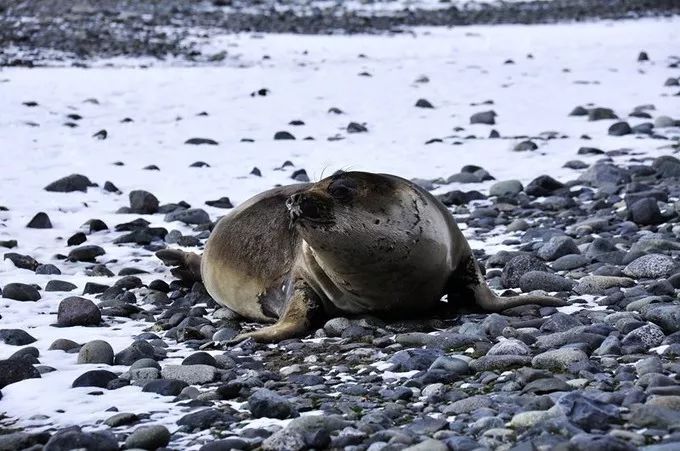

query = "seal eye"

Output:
[[328, 179, 356, 201]]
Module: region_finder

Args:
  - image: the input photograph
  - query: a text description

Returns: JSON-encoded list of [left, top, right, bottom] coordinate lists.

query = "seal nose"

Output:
[[287, 193, 322, 221]]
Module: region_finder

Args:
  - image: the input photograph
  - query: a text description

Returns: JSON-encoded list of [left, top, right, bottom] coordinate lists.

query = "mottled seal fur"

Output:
[[157, 171, 566, 342]]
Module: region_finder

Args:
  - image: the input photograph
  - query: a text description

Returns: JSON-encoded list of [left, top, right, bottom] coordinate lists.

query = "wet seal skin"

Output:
[[157, 171, 566, 343]]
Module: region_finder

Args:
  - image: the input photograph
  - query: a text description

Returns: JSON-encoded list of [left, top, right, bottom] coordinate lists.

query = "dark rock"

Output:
[[502, 255, 549, 288], [27, 212, 52, 229], [45, 174, 95, 193], [514, 140, 538, 151], [142, 379, 188, 396], [0, 359, 41, 388], [72, 370, 117, 388], [68, 245, 105, 262], [129, 190, 159, 214], [46, 280, 78, 292], [43, 428, 118, 451], [628, 198, 664, 225], [588, 108, 618, 121], [57, 297, 101, 326], [274, 131, 295, 140], [2, 283, 41, 301], [470, 111, 496, 125], [4, 252, 39, 270], [556, 392, 621, 431], [125, 425, 170, 450], [248, 388, 298, 419], [0, 329, 37, 346], [205, 197, 233, 209], [185, 137, 218, 145], [608, 122, 632, 136], [525, 175, 564, 197], [67, 232, 87, 246], [165, 208, 210, 225], [415, 98, 434, 108], [177, 408, 235, 431], [347, 122, 368, 133]]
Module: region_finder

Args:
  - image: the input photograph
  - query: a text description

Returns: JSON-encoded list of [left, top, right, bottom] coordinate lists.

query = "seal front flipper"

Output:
[[230, 280, 323, 343], [155, 249, 202, 284]]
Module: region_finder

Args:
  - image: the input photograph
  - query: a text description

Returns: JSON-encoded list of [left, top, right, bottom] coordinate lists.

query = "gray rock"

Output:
[[45, 174, 95, 192], [608, 121, 632, 136], [556, 392, 621, 431], [578, 163, 631, 186], [0, 359, 41, 388], [644, 305, 680, 334], [165, 208, 210, 225], [129, 190, 159, 214], [77, 340, 114, 365], [487, 338, 531, 356], [588, 107, 618, 121], [624, 254, 676, 279], [470, 110, 496, 125], [489, 180, 523, 197], [470, 355, 532, 372], [125, 425, 170, 450], [621, 323, 665, 349], [538, 236, 580, 261], [519, 271, 574, 292], [574, 275, 635, 295], [57, 297, 101, 326], [501, 255, 549, 288], [262, 415, 348, 451], [446, 395, 492, 414], [248, 388, 298, 419], [532, 349, 588, 371], [0, 329, 37, 346], [514, 140, 538, 151], [104, 412, 139, 427], [552, 254, 589, 271], [67, 245, 105, 262], [160, 365, 217, 385], [654, 115, 675, 128], [1, 283, 41, 302], [324, 317, 352, 337]]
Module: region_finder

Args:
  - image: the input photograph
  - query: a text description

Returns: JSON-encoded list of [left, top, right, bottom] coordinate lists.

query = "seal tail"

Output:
[[473, 284, 568, 312], [156, 249, 203, 284]]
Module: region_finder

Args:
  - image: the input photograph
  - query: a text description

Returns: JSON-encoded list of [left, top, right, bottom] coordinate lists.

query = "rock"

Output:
[[125, 425, 171, 450], [588, 107, 618, 121], [129, 190, 159, 214], [608, 121, 632, 136], [569, 106, 589, 116], [77, 340, 114, 365], [27, 212, 52, 228], [490, 180, 523, 197], [4, 253, 39, 271], [45, 280, 78, 292], [45, 174, 95, 192], [624, 254, 676, 279], [514, 140, 538, 151], [415, 98, 434, 108], [160, 365, 217, 385], [0, 432, 50, 450], [43, 429, 118, 451], [0, 329, 37, 346], [164, 208, 210, 225], [57, 297, 101, 327], [628, 198, 664, 225], [1, 283, 41, 301], [532, 349, 588, 371], [519, 271, 574, 292], [525, 175, 564, 197], [248, 388, 298, 419], [621, 323, 665, 349], [115, 341, 156, 365], [574, 275, 635, 295], [537, 236, 580, 261], [487, 338, 531, 356], [655, 115, 675, 127], [68, 245, 105, 262], [72, 370, 117, 388], [644, 305, 680, 334], [185, 137, 218, 145], [552, 254, 589, 271], [556, 392, 621, 431], [652, 155, 680, 178], [104, 412, 139, 427], [36, 264, 61, 275], [142, 379, 188, 396], [274, 131, 295, 140], [0, 359, 41, 388], [446, 395, 492, 414], [578, 163, 630, 186], [403, 439, 448, 451], [470, 111, 496, 125], [501, 255, 549, 288], [177, 408, 235, 431], [205, 197, 233, 209]]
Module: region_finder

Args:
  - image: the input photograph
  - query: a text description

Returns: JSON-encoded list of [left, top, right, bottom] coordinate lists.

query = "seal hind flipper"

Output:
[[229, 279, 322, 343], [156, 249, 202, 284], [446, 254, 568, 313]]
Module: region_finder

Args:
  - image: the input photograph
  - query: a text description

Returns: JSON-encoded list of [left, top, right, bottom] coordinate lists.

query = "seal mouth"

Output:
[[286, 193, 334, 227]]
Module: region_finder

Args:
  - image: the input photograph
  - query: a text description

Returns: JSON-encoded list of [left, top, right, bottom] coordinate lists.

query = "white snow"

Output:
[[0, 15, 679, 443]]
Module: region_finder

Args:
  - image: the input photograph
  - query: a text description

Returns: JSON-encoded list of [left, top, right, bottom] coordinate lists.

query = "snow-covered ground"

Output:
[[1, 16, 679, 446]]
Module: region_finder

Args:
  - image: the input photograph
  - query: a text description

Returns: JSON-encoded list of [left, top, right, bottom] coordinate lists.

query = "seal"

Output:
[[157, 171, 566, 343]]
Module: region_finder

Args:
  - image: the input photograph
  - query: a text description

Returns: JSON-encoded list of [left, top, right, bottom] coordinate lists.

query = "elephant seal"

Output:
[[157, 171, 566, 342]]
